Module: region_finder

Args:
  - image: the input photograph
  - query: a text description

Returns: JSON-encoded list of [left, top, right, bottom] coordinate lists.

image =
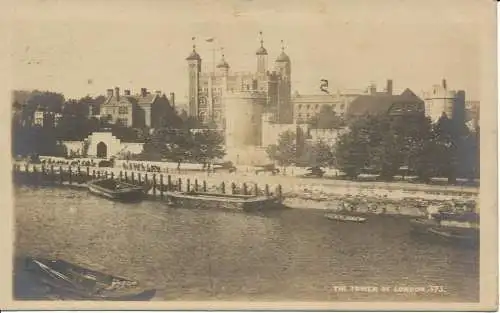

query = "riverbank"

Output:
[[13, 162, 478, 218]]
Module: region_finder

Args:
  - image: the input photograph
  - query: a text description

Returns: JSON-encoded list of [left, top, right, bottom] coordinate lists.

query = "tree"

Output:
[[266, 130, 297, 168], [333, 118, 371, 178], [333, 113, 434, 180], [192, 129, 225, 168], [309, 140, 335, 167], [308, 105, 345, 129]]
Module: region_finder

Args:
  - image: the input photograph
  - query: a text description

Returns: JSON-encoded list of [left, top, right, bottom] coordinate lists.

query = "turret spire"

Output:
[[256, 31, 268, 55]]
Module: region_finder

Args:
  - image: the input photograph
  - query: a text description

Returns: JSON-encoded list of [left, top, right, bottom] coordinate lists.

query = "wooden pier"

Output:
[[12, 164, 284, 200]]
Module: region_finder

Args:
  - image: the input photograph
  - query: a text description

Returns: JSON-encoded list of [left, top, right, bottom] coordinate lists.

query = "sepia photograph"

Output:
[[1, 0, 497, 311]]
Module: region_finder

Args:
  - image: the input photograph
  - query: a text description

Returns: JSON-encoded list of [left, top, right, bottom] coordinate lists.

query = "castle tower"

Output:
[[256, 31, 268, 76], [186, 39, 202, 118], [274, 40, 293, 123], [216, 49, 230, 76]]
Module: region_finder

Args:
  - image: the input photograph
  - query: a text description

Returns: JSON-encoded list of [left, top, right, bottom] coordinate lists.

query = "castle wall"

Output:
[[224, 92, 266, 149]]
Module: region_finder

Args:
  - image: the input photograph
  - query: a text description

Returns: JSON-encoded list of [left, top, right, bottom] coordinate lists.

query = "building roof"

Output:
[[256, 45, 268, 55], [347, 88, 424, 117], [216, 55, 230, 68], [186, 47, 201, 61], [276, 51, 290, 62], [103, 94, 159, 106]]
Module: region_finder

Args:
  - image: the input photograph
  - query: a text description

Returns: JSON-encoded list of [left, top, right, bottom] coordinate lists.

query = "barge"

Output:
[[164, 190, 282, 211], [87, 178, 146, 202]]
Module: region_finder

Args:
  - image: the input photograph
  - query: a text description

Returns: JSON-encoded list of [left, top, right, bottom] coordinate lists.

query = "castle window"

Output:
[[117, 118, 128, 127], [306, 104, 310, 110], [315, 104, 319, 110], [340, 104, 345, 109], [118, 106, 128, 114], [298, 104, 302, 109]]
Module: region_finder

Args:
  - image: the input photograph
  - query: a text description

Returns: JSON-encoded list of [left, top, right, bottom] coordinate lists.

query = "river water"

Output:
[[13, 186, 479, 302]]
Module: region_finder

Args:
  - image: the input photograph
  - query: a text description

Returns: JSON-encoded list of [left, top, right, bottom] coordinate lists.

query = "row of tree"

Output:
[[12, 90, 227, 164], [267, 113, 479, 183]]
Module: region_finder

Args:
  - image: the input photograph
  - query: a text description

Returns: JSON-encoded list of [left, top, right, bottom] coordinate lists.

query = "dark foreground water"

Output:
[[13, 186, 479, 302]]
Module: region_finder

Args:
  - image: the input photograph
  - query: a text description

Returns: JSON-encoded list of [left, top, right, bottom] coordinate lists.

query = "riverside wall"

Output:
[[12, 161, 479, 217]]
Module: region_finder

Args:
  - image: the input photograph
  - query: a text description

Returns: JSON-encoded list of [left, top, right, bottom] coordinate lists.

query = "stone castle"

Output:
[[186, 35, 294, 164]]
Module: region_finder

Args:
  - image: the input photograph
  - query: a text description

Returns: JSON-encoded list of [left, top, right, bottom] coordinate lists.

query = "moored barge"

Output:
[[164, 190, 283, 211]]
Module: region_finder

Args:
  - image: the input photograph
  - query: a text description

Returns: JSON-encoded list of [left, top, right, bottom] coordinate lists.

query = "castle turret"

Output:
[[186, 39, 202, 118], [256, 31, 268, 76], [273, 40, 293, 123], [216, 51, 230, 76]]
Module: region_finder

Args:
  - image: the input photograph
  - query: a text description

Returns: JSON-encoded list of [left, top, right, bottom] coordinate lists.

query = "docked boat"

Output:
[[409, 210, 479, 246], [23, 257, 156, 301], [87, 178, 146, 202], [325, 213, 366, 223], [164, 190, 282, 211]]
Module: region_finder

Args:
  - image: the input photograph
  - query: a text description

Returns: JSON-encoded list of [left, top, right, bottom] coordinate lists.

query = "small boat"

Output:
[[409, 212, 479, 246], [87, 178, 146, 202], [164, 190, 282, 211], [325, 213, 366, 223], [23, 257, 156, 301]]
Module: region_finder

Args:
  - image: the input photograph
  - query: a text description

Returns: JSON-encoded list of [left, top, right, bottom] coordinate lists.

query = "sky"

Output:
[[5, 0, 496, 102]]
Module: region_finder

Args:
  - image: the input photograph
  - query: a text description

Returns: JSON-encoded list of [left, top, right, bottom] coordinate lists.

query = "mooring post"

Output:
[[194, 179, 198, 192], [167, 175, 172, 191], [221, 182, 225, 194], [125, 171, 128, 182], [77, 166, 81, 176], [68, 166, 72, 185], [86, 166, 90, 179], [254, 183, 259, 196], [59, 166, 63, 184], [138, 172, 142, 184], [92, 169, 96, 179], [265, 184, 270, 197], [178, 178, 182, 191], [111, 172, 114, 180], [145, 173, 148, 187], [242, 183, 248, 195], [25, 163, 29, 173], [152, 174, 157, 195], [119, 171, 123, 181], [231, 182, 236, 194], [203, 180, 207, 192], [186, 179, 191, 192], [160, 174, 164, 198], [131, 172, 135, 184], [277, 184, 283, 199]]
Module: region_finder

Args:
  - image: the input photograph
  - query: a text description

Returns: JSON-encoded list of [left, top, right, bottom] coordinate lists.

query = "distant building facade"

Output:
[[422, 79, 466, 124], [33, 108, 62, 128], [92, 87, 176, 129], [347, 82, 425, 118]]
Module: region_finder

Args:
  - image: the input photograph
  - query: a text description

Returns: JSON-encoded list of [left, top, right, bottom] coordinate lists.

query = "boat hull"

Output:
[[165, 191, 282, 211], [409, 218, 479, 246], [23, 258, 156, 301]]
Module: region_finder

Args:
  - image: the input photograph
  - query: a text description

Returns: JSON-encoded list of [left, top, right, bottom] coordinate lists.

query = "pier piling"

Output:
[[160, 174, 164, 198]]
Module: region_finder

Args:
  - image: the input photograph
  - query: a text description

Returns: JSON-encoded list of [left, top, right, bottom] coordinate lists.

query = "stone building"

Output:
[[422, 79, 466, 124], [92, 87, 176, 129], [186, 34, 293, 128]]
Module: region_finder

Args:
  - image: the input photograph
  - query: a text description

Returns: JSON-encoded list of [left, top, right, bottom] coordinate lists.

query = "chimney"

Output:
[[169, 92, 175, 107], [141, 88, 147, 97], [124, 89, 131, 96], [106, 89, 113, 97], [114, 87, 120, 100], [442, 79, 447, 90], [386, 79, 393, 95]]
